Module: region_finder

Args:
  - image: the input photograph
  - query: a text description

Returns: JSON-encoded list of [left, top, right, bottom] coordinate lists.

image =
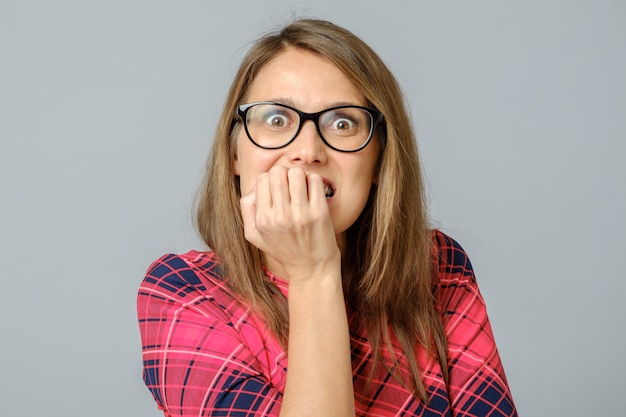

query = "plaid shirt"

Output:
[[137, 230, 517, 416]]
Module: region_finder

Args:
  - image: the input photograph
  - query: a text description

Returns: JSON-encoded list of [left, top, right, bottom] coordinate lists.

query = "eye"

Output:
[[321, 107, 370, 136], [268, 114, 287, 127], [332, 118, 355, 131], [262, 109, 293, 130], [324, 111, 361, 136]]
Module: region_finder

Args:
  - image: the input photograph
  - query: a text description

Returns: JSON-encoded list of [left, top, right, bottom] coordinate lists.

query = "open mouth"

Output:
[[323, 183, 335, 199]]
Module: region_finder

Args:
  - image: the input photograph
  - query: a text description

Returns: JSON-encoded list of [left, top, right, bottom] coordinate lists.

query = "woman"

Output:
[[137, 19, 517, 417]]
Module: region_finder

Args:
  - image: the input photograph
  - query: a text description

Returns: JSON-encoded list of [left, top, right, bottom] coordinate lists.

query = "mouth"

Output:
[[323, 182, 335, 199]]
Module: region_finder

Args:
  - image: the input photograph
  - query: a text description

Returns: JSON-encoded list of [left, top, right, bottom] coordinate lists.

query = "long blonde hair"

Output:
[[195, 19, 448, 402]]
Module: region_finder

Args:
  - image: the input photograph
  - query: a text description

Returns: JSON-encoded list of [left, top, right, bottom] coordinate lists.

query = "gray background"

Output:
[[1, 1, 624, 416]]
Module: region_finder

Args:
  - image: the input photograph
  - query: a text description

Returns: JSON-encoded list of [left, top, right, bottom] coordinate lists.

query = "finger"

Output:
[[268, 166, 290, 209], [307, 173, 327, 207], [288, 167, 308, 207]]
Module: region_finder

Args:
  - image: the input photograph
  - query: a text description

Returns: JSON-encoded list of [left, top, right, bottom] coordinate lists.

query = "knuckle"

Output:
[[255, 212, 271, 229], [269, 165, 286, 177]]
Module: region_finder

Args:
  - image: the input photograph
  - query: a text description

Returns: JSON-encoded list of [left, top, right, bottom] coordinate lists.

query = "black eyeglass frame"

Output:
[[237, 101, 384, 153]]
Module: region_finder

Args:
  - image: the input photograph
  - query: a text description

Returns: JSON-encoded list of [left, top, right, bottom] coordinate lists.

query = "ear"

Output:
[[230, 123, 242, 175], [232, 157, 240, 175]]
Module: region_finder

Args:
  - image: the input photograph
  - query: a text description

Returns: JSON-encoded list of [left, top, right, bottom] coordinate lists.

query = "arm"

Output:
[[137, 253, 283, 416], [240, 167, 355, 417], [280, 264, 353, 417], [434, 231, 518, 417]]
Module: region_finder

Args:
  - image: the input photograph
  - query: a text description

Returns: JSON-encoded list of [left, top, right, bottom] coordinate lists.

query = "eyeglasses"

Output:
[[237, 102, 383, 152]]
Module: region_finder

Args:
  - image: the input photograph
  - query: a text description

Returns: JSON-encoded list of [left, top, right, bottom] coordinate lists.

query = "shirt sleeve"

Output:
[[433, 231, 518, 417], [137, 253, 283, 417]]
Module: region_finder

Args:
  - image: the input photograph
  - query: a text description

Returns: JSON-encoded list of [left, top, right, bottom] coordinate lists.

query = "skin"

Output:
[[234, 47, 380, 416]]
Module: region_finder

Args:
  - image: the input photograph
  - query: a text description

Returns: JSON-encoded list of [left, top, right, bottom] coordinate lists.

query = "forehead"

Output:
[[245, 47, 366, 109]]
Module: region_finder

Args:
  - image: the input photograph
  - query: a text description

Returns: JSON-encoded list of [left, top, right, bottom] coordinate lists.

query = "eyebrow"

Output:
[[265, 98, 366, 109]]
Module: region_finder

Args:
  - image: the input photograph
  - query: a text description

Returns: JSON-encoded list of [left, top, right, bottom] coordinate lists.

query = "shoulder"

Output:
[[431, 230, 481, 313], [431, 229, 475, 281], [138, 250, 249, 327], [139, 250, 231, 301], [431, 229, 476, 289]]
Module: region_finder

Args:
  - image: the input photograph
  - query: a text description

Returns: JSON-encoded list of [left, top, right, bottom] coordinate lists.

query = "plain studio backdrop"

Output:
[[1, 1, 624, 416]]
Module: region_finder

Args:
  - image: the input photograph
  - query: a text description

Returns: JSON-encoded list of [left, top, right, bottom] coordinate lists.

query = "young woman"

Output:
[[137, 19, 517, 417]]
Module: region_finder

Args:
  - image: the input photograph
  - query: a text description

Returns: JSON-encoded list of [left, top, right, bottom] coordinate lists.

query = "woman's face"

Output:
[[233, 47, 380, 247]]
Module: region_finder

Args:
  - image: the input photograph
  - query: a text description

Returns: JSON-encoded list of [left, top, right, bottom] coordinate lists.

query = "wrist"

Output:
[[285, 260, 342, 290]]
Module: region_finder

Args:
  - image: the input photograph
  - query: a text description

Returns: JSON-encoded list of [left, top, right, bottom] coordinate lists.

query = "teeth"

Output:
[[324, 183, 334, 198]]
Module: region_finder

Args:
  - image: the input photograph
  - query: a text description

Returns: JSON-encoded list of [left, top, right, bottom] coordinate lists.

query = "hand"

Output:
[[240, 166, 341, 283]]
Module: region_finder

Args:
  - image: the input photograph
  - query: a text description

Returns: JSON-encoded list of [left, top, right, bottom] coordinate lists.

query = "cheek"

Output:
[[349, 151, 379, 189], [346, 179, 374, 208], [330, 179, 373, 234], [234, 135, 282, 194], [343, 155, 378, 211], [339, 161, 377, 204]]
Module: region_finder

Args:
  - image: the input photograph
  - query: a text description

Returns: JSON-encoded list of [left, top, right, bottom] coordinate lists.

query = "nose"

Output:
[[286, 120, 327, 165]]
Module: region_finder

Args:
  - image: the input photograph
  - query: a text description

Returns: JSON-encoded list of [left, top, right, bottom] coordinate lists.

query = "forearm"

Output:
[[279, 272, 355, 417]]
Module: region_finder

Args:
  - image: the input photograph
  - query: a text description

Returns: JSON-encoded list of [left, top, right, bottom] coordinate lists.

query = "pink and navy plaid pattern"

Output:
[[137, 230, 517, 416]]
